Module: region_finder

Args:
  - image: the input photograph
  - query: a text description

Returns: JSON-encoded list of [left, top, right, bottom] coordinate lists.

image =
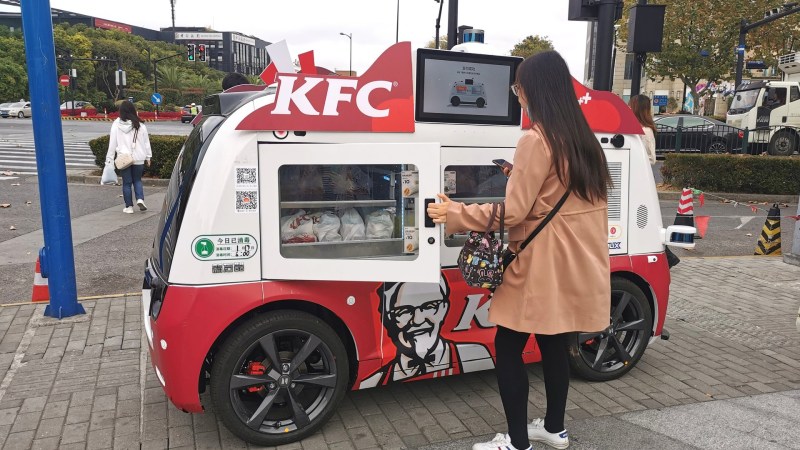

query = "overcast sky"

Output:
[[8, 1, 589, 77]]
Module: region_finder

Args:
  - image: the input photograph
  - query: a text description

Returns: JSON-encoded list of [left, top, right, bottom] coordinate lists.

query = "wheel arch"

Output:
[[202, 299, 360, 393], [610, 271, 657, 337]]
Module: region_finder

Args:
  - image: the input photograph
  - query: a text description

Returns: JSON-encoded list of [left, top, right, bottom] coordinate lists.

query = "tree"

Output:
[[0, 56, 27, 101], [425, 36, 448, 50], [157, 65, 184, 98], [510, 35, 554, 59], [619, 0, 800, 112]]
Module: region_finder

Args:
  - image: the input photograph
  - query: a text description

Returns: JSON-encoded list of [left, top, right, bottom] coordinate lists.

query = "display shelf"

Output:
[[280, 200, 397, 209], [281, 238, 410, 259]]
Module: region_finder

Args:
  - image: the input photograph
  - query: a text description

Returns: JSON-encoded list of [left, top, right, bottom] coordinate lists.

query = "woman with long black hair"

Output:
[[105, 101, 153, 213], [428, 51, 612, 450]]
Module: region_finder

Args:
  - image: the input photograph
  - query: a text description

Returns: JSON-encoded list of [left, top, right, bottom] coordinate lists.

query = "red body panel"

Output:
[[149, 253, 669, 412]]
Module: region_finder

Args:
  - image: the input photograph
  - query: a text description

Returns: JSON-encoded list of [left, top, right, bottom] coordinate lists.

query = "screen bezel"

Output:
[[415, 49, 522, 126]]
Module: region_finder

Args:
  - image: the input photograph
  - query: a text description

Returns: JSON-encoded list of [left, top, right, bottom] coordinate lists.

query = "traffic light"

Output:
[[187, 43, 196, 62], [198, 44, 206, 62]]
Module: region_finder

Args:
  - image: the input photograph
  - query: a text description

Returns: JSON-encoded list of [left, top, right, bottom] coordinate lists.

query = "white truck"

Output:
[[726, 52, 800, 156]]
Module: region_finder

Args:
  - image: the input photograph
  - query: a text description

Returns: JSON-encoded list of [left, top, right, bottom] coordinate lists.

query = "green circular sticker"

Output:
[[194, 238, 215, 258]]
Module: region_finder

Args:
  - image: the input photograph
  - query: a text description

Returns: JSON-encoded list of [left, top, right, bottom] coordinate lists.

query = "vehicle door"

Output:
[[680, 116, 711, 151], [787, 86, 800, 127], [654, 116, 680, 152], [764, 87, 789, 127], [260, 142, 442, 283]]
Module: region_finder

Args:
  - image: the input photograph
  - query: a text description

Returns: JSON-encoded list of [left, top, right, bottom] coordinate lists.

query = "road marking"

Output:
[[735, 216, 756, 230], [0, 176, 17, 181]]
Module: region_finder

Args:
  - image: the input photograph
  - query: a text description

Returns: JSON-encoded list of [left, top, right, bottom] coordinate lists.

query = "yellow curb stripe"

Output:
[[2, 292, 139, 307]]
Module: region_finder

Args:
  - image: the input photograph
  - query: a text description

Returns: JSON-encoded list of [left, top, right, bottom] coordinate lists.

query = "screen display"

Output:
[[416, 49, 522, 126]]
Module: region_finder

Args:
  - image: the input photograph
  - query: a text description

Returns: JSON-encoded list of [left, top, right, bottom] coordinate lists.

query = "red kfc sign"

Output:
[[522, 78, 643, 135], [237, 42, 414, 133]]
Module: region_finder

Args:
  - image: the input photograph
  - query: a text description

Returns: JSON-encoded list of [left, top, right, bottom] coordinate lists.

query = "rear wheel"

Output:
[[450, 96, 460, 107], [706, 139, 728, 154], [210, 310, 349, 446], [768, 130, 797, 156], [568, 278, 653, 381]]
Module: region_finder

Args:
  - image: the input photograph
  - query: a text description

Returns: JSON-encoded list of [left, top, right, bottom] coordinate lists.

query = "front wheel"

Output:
[[568, 278, 653, 381], [706, 139, 728, 154], [476, 98, 486, 108], [210, 310, 349, 447], [768, 130, 797, 156], [17, 112, 24, 119]]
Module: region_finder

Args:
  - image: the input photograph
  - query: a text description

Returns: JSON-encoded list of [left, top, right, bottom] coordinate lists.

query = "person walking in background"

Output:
[[629, 95, 680, 268], [428, 51, 612, 450], [105, 101, 152, 214], [628, 95, 657, 166]]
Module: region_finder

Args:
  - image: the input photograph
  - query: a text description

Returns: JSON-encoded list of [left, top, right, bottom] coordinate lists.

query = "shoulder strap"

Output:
[[517, 190, 571, 253], [133, 127, 139, 145]]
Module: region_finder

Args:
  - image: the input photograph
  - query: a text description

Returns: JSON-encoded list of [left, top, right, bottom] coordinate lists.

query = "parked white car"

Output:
[[1, 102, 31, 118], [796, 305, 800, 332]]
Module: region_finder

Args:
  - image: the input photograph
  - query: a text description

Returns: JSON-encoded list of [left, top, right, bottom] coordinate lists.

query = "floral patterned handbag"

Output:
[[457, 202, 505, 289]]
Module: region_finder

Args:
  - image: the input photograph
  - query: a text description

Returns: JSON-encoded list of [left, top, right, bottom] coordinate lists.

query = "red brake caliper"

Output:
[[246, 362, 267, 393]]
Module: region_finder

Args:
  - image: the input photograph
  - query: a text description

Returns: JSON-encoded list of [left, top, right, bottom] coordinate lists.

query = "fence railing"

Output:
[[655, 124, 800, 156]]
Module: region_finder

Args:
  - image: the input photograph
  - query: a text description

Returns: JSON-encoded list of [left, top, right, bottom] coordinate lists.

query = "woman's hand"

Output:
[[502, 167, 512, 177], [426, 193, 451, 224]]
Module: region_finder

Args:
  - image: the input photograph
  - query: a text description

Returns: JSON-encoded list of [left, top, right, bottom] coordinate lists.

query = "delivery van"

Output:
[[142, 42, 695, 446]]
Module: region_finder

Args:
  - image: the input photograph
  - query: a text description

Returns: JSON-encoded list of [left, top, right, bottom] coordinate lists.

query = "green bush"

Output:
[[661, 154, 800, 195], [89, 134, 186, 179]]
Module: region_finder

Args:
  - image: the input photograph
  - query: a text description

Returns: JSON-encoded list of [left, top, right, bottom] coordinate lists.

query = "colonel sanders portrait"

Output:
[[358, 275, 493, 388]]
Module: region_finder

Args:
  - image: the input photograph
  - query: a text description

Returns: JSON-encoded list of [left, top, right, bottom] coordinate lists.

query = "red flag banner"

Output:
[[694, 215, 710, 239], [698, 193, 705, 207]]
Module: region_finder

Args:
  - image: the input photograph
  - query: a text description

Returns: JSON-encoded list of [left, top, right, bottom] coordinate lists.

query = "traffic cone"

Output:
[[31, 257, 49, 302], [673, 187, 698, 236], [754, 204, 782, 255]]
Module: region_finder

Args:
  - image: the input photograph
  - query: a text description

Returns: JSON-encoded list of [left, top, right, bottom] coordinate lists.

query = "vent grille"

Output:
[[636, 205, 648, 229], [607, 162, 622, 221]]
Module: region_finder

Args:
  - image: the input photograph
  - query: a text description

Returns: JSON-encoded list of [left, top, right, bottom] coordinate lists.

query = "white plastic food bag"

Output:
[[311, 211, 342, 242], [100, 163, 117, 186], [280, 210, 316, 243], [366, 209, 395, 239], [338, 208, 366, 241]]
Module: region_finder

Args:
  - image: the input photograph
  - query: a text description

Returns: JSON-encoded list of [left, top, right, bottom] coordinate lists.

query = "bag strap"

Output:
[[484, 203, 499, 234], [133, 127, 139, 145], [498, 202, 505, 246], [517, 190, 571, 253]]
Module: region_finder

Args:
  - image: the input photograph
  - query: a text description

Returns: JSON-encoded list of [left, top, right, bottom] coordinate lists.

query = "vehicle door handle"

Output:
[[424, 198, 436, 228], [783, 116, 787, 123]]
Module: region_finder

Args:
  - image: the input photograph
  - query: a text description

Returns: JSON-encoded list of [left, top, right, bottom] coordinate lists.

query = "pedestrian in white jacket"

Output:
[[105, 101, 153, 214]]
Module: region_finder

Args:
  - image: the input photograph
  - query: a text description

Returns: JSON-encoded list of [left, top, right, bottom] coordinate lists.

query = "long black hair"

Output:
[[118, 100, 141, 130], [517, 51, 612, 203]]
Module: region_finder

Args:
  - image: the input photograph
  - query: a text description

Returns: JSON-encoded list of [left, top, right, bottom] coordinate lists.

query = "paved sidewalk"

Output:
[[0, 256, 796, 449]]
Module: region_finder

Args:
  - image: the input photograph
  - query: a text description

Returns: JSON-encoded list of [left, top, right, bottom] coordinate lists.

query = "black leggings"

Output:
[[495, 326, 570, 449]]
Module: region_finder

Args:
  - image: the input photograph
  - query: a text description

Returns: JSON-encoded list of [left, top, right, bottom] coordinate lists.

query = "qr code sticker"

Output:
[[236, 167, 258, 187], [236, 190, 258, 213]]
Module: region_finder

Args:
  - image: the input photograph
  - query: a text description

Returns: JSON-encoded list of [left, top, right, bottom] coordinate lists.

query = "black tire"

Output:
[[210, 310, 349, 446], [568, 278, 653, 381], [768, 130, 797, 156], [706, 139, 728, 154], [450, 96, 460, 107], [17, 112, 24, 119], [476, 98, 486, 108]]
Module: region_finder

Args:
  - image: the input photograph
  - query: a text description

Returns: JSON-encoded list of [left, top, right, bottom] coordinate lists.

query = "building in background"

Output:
[[0, 4, 270, 76]]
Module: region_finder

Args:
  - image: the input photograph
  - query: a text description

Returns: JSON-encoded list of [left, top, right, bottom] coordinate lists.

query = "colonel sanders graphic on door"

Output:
[[359, 275, 494, 388]]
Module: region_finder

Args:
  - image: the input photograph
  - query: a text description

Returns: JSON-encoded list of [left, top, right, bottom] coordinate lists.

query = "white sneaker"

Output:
[[137, 199, 147, 211], [472, 433, 531, 450], [122, 206, 134, 214], [528, 419, 569, 449]]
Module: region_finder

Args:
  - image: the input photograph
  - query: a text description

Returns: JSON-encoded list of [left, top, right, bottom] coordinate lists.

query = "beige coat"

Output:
[[446, 129, 611, 335]]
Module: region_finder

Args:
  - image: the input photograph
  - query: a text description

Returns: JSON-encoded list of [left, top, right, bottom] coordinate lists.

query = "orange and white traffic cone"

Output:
[[673, 187, 696, 229], [31, 257, 49, 302]]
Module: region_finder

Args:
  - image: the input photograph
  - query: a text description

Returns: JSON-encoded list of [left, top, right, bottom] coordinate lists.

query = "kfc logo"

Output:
[[237, 42, 414, 133]]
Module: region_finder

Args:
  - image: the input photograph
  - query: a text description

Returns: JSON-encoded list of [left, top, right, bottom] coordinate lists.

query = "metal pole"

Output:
[[435, 0, 444, 49], [349, 35, 352, 76], [630, 0, 647, 97], [396, 0, 399, 43], [593, 0, 618, 91], [447, 0, 458, 50], [154, 60, 159, 114], [735, 21, 746, 88], [20, 0, 84, 319]]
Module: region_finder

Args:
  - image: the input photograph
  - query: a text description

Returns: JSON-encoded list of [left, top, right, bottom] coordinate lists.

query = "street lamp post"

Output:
[[340, 32, 352, 76], [434, 0, 444, 49]]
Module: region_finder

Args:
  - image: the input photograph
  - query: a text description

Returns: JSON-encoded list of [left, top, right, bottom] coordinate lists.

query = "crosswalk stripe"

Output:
[[0, 137, 97, 176]]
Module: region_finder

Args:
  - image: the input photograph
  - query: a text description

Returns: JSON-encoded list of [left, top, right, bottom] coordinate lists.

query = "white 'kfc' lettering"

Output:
[[271, 75, 393, 118]]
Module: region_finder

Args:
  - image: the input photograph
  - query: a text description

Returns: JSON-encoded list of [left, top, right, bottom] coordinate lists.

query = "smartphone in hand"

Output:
[[492, 159, 513, 171]]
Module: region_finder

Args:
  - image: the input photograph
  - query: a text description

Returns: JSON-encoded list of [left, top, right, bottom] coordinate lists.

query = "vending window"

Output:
[[278, 164, 419, 260], [442, 165, 508, 247]]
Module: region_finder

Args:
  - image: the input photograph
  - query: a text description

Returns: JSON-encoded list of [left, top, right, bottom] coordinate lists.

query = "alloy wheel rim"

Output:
[[577, 290, 648, 373], [228, 329, 337, 434]]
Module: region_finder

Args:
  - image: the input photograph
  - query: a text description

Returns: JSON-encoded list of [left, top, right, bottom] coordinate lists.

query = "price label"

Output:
[[401, 170, 419, 197]]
